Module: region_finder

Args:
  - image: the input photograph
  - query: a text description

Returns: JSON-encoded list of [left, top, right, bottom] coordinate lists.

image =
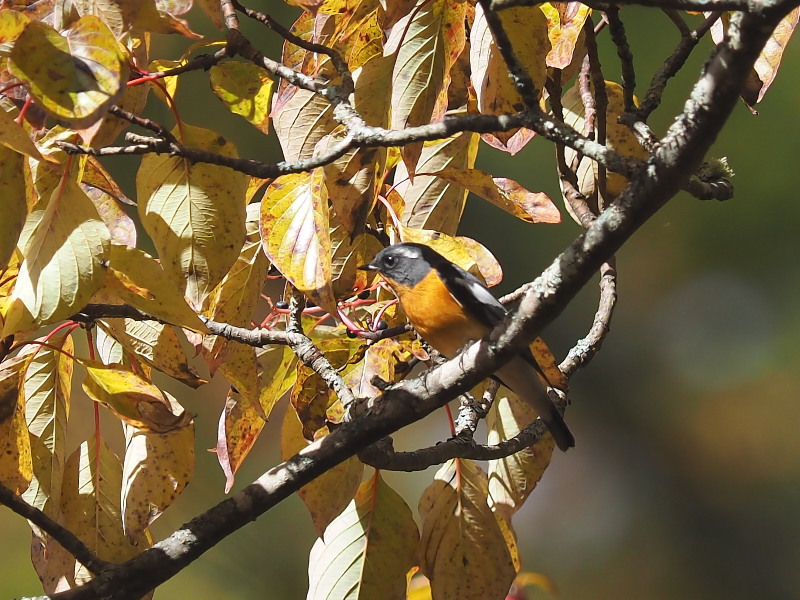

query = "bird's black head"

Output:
[[358, 242, 444, 288]]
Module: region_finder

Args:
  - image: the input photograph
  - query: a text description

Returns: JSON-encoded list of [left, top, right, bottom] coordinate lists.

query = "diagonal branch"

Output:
[[0, 484, 111, 575]]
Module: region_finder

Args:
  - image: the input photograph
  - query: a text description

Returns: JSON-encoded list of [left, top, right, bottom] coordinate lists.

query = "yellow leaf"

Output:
[[82, 186, 137, 247], [100, 244, 209, 333], [0, 8, 30, 45], [540, 2, 591, 69], [260, 170, 336, 313], [121, 416, 194, 536], [97, 318, 207, 388], [307, 472, 419, 600], [272, 15, 337, 162], [91, 78, 150, 148], [343, 337, 399, 400], [57, 437, 145, 587], [22, 332, 73, 517], [394, 130, 479, 236], [418, 459, 516, 600], [470, 4, 549, 153], [81, 360, 193, 433], [82, 155, 135, 207], [281, 405, 363, 535], [9, 16, 129, 128], [487, 391, 554, 518], [0, 354, 32, 494], [133, 0, 201, 38], [431, 166, 561, 224], [72, 0, 142, 38], [561, 80, 649, 202], [385, 0, 466, 174], [0, 146, 27, 268], [201, 233, 269, 372], [330, 229, 384, 300], [399, 228, 502, 286], [216, 346, 298, 492], [3, 177, 110, 337], [137, 123, 248, 310], [529, 336, 567, 390], [0, 105, 46, 161], [210, 61, 274, 134]]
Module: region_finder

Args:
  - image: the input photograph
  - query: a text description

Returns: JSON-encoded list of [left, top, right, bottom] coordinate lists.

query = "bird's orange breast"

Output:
[[391, 269, 488, 358]]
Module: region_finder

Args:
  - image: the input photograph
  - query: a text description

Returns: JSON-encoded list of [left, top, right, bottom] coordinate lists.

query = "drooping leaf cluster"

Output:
[[0, 1, 796, 599]]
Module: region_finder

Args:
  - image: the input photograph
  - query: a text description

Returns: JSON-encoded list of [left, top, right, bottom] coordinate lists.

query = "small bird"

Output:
[[359, 242, 574, 451]]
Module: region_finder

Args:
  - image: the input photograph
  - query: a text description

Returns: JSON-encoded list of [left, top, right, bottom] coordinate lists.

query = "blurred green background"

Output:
[[2, 4, 799, 600]]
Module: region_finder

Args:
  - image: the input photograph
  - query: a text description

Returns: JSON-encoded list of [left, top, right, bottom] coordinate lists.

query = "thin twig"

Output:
[[605, 6, 637, 112], [560, 259, 618, 377], [0, 483, 111, 575]]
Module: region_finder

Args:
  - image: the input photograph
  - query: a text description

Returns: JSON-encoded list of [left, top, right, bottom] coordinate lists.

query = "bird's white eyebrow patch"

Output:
[[392, 246, 422, 259]]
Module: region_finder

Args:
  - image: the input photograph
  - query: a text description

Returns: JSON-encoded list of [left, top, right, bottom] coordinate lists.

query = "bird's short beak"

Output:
[[358, 262, 377, 272]]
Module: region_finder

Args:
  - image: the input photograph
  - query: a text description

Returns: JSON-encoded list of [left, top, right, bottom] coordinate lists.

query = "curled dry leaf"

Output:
[[81, 360, 193, 433]]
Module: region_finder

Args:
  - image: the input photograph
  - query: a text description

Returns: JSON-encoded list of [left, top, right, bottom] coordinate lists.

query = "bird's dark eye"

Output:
[[383, 255, 396, 267]]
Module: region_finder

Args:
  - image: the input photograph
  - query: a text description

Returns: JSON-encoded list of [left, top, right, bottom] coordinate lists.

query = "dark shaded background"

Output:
[[2, 4, 799, 599]]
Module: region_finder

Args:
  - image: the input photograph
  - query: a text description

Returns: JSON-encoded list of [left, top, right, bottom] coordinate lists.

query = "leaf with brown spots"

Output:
[[281, 404, 363, 535], [260, 170, 336, 313], [9, 16, 129, 129], [137, 124, 247, 311], [121, 415, 195, 538], [419, 459, 516, 600], [430, 166, 561, 224]]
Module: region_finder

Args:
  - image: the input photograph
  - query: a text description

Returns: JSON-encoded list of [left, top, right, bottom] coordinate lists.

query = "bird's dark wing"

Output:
[[435, 262, 506, 328], [438, 262, 560, 389]]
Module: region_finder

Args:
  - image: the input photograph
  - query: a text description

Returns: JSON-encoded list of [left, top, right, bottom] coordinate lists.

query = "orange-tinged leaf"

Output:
[[82, 187, 137, 247], [3, 177, 110, 337], [137, 124, 248, 310], [210, 61, 274, 134], [272, 15, 338, 162], [394, 130, 479, 235], [529, 336, 567, 390], [121, 416, 194, 537], [541, 2, 591, 69], [82, 156, 134, 207], [291, 363, 336, 441], [216, 388, 264, 494], [0, 354, 32, 493], [0, 8, 30, 44], [81, 360, 193, 432], [385, 0, 466, 174], [216, 345, 298, 492], [97, 318, 207, 388], [0, 146, 27, 267], [281, 405, 363, 535], [487, 391, 555, 518], [330, 229, 384, 300], [217, 343, 266, 419], [431, 166, 561, 224], [9, 16, 129, 128], [343, 337, 399, 400], [418, 459, 516, 600], [196, 0, 225, 29], [22, 332, 73, 517], [470, 4, 549, 153], [746, 7, 799, 106], [260, 170, 336, 313], [308, 471, 418, 600]]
